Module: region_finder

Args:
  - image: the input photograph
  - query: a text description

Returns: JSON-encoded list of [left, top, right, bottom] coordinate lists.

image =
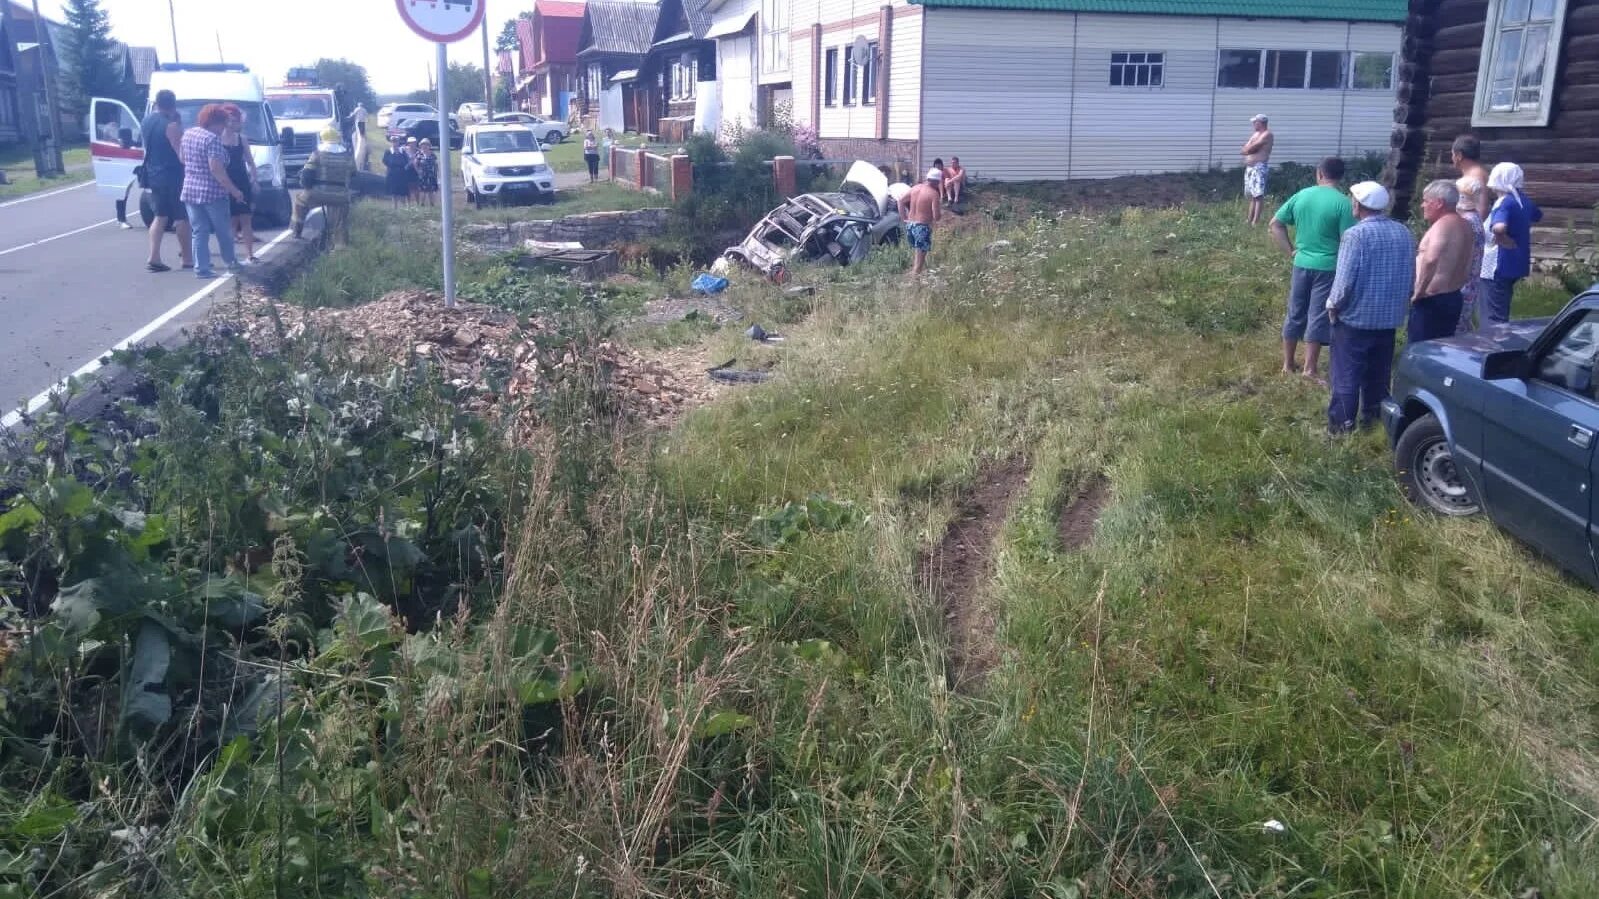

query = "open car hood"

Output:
[[842, 161, 892, 214]]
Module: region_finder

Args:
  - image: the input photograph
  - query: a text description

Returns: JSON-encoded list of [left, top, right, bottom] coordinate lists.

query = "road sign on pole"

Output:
[[396, 0, 484, 310]]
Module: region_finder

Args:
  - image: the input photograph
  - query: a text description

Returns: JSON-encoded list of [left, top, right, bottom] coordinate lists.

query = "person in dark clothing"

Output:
[[139, 89, 192, 272], [382, 134, 412, 208], [221, 104, 257, 262], [334, 83, 353, 147]]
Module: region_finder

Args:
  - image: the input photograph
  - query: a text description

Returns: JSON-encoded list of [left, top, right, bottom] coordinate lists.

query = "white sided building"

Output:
[[786, 0, 1405, 180]]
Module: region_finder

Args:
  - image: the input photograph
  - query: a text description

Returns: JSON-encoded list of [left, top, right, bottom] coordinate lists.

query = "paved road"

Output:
[[0, 182, 291, 424]]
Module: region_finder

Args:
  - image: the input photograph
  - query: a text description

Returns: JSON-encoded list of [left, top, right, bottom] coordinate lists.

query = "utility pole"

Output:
[[480, 15, 492, 113], [30, 0, 63, 175], [167, 0, 180, 61]]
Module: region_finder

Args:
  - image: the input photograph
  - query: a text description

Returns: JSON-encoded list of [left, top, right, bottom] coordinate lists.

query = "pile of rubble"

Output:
[[215, 289, 713, 424]]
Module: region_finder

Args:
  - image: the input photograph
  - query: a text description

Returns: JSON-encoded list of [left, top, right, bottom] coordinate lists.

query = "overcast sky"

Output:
[[36, 0, 506, 95]]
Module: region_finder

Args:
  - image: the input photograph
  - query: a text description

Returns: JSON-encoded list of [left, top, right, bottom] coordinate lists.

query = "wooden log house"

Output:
[[1386, 0, 1599, 260]]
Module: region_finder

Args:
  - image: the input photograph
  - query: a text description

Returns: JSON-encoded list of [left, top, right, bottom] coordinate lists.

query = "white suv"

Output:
[[462, 124, 556, 207]]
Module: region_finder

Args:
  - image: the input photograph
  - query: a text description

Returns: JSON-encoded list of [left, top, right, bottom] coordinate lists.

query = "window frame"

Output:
[[861, 40, 879, 105], [1109, 50, 1165, 88], [1473, 0, 1567, 127], [1217, 48, 1264, 88], [824, 47, 838, 107], [1349, 51, 1395, 90], [843, 46, 857, 106], [1532, 310, 1599, 399]]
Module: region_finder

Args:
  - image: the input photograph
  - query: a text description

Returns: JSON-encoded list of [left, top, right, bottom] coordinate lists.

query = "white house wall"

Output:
[[790, 0, 924, 142], [718, 33, 759, 132], [887, 9, 920, 141], [922, 11, 1075, 179], [598, 84, 624, 133], [922, 9, 1400, 182]]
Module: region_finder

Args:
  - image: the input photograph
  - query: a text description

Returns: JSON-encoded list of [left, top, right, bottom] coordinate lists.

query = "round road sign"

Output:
[[395, 0, 485, 44]]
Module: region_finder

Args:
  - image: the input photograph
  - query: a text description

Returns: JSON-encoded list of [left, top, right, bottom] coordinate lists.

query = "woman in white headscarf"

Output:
[[1477, 162, 1543, 327]]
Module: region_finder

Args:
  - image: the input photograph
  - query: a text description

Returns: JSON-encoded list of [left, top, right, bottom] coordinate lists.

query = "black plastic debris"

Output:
[[708, 359, 773, 384]]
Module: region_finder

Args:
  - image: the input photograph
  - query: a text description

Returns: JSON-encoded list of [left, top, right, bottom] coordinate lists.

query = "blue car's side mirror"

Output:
[[1482, 349, 1528, 380]]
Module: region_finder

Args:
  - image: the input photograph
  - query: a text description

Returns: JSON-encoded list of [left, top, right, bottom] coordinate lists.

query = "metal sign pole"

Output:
[[436, 41, 456, 309]]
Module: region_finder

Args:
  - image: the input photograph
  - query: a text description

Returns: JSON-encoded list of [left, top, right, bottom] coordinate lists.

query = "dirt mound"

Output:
[[1059, 473, 1111, 551], [216, 289, 713, 423], [917, 455, 1031, 691]]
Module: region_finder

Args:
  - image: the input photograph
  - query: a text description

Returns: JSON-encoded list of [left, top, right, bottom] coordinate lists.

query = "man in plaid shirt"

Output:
[[1324, 181, 1417, 434], [179, 104, 247, 279]]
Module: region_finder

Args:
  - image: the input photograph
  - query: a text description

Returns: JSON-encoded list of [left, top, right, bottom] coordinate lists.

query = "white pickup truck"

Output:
[[265, 87, 340, 177]]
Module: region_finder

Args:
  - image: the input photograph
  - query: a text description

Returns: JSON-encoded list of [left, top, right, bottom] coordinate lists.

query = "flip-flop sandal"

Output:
[[146, 262, 171, 273], [181, 263, 195, 270]]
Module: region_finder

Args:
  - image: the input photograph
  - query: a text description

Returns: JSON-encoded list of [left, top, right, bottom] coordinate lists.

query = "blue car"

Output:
[[1383, 286, 1599, 587]]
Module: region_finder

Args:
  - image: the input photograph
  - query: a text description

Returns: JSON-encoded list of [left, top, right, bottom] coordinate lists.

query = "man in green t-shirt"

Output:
[[1270, 157, 1357, 381]]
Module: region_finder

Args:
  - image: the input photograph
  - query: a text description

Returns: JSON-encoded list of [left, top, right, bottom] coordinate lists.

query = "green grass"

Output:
[[19, 180, 1596, 898], [0, 143, 91, 200]]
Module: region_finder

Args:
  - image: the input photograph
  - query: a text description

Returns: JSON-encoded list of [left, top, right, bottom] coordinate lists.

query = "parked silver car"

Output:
[[722, 162, 909, 278]]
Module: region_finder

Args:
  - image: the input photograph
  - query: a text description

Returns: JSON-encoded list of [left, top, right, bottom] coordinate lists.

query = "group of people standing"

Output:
[[1268, 133, 1543, 434], [141, 89, 256, 279], [380, 134, 440, 208]]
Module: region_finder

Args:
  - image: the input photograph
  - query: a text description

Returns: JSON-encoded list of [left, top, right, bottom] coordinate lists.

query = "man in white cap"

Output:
[[1324, 181, 1416, 434], [900, 166, 944, 277], [1240, 114, 1274, 226]]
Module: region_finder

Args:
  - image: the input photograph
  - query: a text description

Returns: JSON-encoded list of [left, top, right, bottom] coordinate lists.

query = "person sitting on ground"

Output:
[[899, 168, 943, 278], [1270, 155, 1355, 382], [944, 156, 966, 205], [291, 127, 355, 243], [1410, 179, 1475, 344]]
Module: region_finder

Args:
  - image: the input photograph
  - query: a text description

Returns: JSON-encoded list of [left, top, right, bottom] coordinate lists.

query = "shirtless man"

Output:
[[1408, 179, 1475, 344], [1241, 114, 1274, 226], [944, 156, 966, 205], [900, 168, 943, 277]]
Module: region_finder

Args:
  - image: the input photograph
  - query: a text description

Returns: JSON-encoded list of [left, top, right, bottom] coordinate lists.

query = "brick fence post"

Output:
[[670, 154, 692, 202], [773, 155, 796, 198], [636, 149, 650, 189]]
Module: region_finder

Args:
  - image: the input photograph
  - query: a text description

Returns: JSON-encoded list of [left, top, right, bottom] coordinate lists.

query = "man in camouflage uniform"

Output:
[[291, 127, 355, 243]]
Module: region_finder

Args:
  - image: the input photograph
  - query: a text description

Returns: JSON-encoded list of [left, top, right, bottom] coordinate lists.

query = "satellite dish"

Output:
[[850, 36, 872, 67]]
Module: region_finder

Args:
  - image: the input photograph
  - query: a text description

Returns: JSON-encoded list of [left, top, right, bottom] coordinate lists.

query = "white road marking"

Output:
[[0, 218, 119, 258], [0, 179, 95, 208], [2, 228, 297, 430]]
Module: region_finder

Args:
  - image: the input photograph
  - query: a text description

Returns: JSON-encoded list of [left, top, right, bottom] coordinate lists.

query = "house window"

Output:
[[762, 0, 790, 75], [1308, 51, 1348, 89], [669, 55, 697, 102], [824, 47, 838, 106], [1474, 0, 1565, 126], [860, 41, 879, 105], [1110, 51, 1164, 87], [843, 47, 857, 105], [1217, 49, 1263, 88], [1351, 52, 1394, 90], [1263, 50, 1307, 88]]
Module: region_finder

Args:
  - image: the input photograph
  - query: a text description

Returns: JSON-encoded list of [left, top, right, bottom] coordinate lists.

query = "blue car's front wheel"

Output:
[[1396, 413, 1480, 517]]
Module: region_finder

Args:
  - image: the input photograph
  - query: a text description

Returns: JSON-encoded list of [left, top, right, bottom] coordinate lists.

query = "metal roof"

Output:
[[535, 0, 588, 16], [908, 0, 1405, 22], [580, 0, 661, 56]]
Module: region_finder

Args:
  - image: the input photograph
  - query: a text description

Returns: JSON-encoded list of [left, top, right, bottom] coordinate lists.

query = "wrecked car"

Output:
[[721, 161, 909, 278]]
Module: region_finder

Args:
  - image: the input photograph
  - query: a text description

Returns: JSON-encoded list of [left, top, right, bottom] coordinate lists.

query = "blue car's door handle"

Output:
[[1570, 425, 1594, 449]]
